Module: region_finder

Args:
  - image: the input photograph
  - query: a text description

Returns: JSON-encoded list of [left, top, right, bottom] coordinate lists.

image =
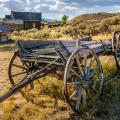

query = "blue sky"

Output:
[[0, 0, 120, 20]]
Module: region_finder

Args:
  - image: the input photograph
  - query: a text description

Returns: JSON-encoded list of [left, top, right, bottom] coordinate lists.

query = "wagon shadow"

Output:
[[69, 110, 109, 120]]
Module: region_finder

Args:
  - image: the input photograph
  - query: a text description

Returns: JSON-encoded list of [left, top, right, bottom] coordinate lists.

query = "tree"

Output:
[[61, 15, 69, 26], [52, 19, 57, 23]]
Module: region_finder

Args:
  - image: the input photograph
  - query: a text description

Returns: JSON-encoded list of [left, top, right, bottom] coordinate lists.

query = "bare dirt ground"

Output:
[[0, 48, 14, 115], [0, 47, 15, 93]]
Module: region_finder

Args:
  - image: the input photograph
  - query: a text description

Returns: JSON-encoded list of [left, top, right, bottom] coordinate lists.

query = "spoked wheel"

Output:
[[8, 50, 47, 103], [114, 50, 120, 70], [112, 31, 120, 69], [8, 51, 30, 85], [63, 48, 104, 114]]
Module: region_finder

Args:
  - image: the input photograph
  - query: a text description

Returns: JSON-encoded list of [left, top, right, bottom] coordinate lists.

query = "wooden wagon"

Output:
[[0, 31, 120, 114]]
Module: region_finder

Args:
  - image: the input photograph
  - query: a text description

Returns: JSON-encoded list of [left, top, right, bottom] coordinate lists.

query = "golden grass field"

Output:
[[0, 28, 120, 120]]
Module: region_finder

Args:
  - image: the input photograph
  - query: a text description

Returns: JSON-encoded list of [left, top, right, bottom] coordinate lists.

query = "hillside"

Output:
[[70, 12, 120, 25], [71, 12, 119, 21], [69, 12, 120, 36]]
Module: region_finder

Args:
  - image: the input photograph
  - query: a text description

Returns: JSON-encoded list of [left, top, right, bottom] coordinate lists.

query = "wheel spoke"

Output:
[[12, 64, 26, 69], [82, 88, 87, 105], [85, 87, 92, 99], [71, 69, 82, 79], [76, 57, 84, 76], [24, 62, 31, 68], [91, 80, 99, 94], [76, 87, 82, 110], [12, 71, 27, 77], [67, 81, 82, 85], [88, 57, 95, 69], [90, 66, 99, 78], [93, 80, 97, 90], [69, 90, 77, 100], [23, 74, 28, 79], [83, 52, 88, 70], [87, 57, 96, 75]]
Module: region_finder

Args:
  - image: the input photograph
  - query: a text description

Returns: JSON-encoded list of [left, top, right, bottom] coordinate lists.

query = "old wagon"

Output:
[[0, 31, 120, 114]]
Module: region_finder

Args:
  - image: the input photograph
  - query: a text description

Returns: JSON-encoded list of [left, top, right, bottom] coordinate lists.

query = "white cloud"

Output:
[[49, 0, 79, 12], [0, 3, 10, 17], [0, 0, 10, 2], [34, 0, 41, 2], [24, 6, 32, 11], [113, 5, 120, 13], [87, 0, 99, 2], [14, 0, 23, 3], [64, 5, 78, 10], [34, 4, 50, 12], [26, 0, 30, 5]]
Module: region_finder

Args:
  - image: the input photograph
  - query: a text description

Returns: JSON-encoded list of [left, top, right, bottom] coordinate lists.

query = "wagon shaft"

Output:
[[0, 68, 53, 103]]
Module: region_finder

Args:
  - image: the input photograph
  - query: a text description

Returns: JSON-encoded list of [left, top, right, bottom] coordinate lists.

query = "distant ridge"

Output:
[[70, 12, 120, 25]]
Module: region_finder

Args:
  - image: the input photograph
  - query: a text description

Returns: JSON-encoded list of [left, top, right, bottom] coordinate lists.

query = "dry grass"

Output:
[[92, 34, 112, 41], [10, 27, 73, 41], [10, 27, 114, 43]]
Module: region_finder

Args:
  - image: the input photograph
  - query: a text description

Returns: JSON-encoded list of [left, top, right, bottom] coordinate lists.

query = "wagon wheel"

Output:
[[8, 50, 46, 103], [112, 31, 120, 69], [63, 48, 104, 114]]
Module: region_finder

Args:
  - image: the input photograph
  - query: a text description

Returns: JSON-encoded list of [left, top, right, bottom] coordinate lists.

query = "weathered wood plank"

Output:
[[18, 40, 112, 57]]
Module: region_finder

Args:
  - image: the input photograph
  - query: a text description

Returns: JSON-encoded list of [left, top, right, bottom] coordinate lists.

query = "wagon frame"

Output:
[[0, 31, 120, 114]]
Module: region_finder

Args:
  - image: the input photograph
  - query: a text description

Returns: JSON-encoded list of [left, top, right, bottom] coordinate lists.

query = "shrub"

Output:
[[11, 31, 20, 36]]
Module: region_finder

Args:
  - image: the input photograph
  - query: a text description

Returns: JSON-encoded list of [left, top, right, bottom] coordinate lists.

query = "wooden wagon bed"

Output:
[[17, 40, 112, 55]]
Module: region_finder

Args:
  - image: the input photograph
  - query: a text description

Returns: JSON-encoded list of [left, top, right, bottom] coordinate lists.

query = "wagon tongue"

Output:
[[0, 69, 49, 103]]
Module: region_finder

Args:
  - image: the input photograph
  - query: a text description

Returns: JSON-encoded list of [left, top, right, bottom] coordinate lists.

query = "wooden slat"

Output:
[[38, 55, 59, 59], [21, 58, 64, 66], [18, 40, 113, 56]]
